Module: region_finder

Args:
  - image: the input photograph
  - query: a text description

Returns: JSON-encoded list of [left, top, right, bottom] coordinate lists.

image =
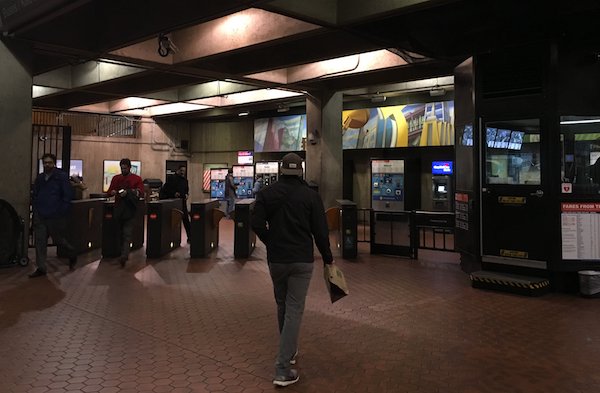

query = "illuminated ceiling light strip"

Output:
[[560, 119, 600, 125]]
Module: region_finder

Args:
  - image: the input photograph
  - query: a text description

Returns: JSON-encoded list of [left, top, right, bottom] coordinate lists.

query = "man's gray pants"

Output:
[[34, 215, 75, 272], [268, 262, 313, 376]]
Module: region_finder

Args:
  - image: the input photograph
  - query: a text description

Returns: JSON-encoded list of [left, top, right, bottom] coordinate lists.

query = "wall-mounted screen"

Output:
[[254, 114, 307, 152], [461, 124, 473, 146], [494, 129, 511, 149], [342, 101, 455, 149], [237, 151, 254, 165], [508, 131, 524, 150], [432, 161, 453, 175], [486, 127, 497, 148], [39, 159, 83, 178], [103, 160, 141, 192]]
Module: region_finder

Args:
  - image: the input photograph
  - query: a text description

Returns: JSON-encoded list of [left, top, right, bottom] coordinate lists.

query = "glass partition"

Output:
[[560, 116, 600, 194], [484, 119, 540, 185]]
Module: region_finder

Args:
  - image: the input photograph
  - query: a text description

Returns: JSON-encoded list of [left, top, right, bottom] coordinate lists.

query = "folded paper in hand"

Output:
[[323, 264, 349, 303]]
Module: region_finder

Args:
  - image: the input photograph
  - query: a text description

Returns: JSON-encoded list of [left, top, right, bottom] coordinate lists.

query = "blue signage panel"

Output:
[[432, 161, 453, 175]]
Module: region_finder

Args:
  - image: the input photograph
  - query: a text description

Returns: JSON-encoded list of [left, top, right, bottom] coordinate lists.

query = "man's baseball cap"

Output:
[[280, 153, 303, 176]]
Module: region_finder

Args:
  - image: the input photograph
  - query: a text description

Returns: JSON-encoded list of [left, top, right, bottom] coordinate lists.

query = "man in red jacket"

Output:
[[107, 158, 144, 267], [251, 153, 333, 387]]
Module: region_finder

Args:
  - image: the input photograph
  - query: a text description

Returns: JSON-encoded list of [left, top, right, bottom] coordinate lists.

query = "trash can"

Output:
[[578, 270, 600, 298]]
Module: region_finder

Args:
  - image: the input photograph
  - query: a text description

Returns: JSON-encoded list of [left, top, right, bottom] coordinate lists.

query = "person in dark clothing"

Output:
[[251, 152, 333, 387], [107, 158, 145, 267], [161, 165, 191, 242], [224, 168, 237, 218], [30, 153, 77, 277]]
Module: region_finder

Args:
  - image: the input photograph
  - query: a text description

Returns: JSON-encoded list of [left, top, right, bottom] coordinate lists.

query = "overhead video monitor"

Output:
[[461, 124, 473, 146], [486, 127, 497, 148], [494, 129, 511, 149], [508, 130, 524, 150]]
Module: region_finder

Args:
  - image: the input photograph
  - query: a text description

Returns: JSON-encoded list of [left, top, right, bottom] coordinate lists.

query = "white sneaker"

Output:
[[273, 369, 299, 387]]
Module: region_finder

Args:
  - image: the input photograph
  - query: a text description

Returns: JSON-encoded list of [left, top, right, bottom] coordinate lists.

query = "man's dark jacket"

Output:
[[161, 174, 189, 199], [33, 169, 73, 219], [251, 175, 333, 264]]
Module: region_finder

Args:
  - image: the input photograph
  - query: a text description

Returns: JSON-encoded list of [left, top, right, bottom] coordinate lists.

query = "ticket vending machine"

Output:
[[371, 159, 405, 211], [431, 161, 453, 211], [255, 161, 279, 187], [210, 168, 228, 199], [233, 165, 255, 198]]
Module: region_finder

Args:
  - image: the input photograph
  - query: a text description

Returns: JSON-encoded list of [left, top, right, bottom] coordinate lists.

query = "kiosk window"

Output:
[[485, 119, 541, 185], [560, 116, 600, 193]]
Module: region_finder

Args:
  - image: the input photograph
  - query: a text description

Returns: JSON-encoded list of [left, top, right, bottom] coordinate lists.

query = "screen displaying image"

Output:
[[254, 114, 307, 152], [509, 131, 524, 150], [39, 159, 83, 178], [494, 129, 511, 149], [486, 127, 497, 148], [103, 160, 141, 192], [437, 185, 447, 193], [461, 124, 473, 146]]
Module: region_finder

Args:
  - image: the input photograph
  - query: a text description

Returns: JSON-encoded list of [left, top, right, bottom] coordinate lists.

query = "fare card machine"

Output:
[[371, 159, 404, 211], [233, 165, 254, 198], [431, 161, 453, 211], [255, 161, 279, 187], [210, 168, 228, 199]]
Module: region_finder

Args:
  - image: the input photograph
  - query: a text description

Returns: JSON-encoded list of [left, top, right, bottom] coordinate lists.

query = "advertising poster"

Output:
[[254, 114, 307, 152], [103, 160, 141, 192], [342, 101, 454, 149]]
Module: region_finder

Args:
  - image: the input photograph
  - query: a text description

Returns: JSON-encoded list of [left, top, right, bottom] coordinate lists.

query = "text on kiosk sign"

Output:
[[432, 161, 453, 175]]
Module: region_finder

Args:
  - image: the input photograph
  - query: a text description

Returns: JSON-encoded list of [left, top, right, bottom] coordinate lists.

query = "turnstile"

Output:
[[58, 198, 105, 256], [336, 199, 358, 259], [190, 199, 222, 258], [234, 199, 256, 258], [102, 199, 146, 258], [146, 199, 182, 258]]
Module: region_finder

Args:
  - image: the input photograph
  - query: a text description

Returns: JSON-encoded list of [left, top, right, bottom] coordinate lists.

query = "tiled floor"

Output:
[[1, 219, 599, 393]]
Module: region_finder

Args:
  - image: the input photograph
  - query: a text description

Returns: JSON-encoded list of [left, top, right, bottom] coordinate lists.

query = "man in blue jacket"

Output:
[[29, 153, 77, 277], [251, 153, 333, 387]]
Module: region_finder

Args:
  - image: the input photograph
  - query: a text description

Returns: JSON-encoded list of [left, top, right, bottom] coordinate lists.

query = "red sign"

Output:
[[561, 203, 600, 212], [455, 193, 469, 202]]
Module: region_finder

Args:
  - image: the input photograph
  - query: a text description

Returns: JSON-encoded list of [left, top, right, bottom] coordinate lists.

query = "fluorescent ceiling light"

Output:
[[238, 111, 250, 116], [188, 88, 302, 107], [560, 119, 600, 125]]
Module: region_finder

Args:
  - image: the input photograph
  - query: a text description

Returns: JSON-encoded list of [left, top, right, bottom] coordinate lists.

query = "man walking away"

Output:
[[30, 153, 77, 277], [161, 164, 191, 243], [251, 153, 334, 387], [224, 168, 237, 218]]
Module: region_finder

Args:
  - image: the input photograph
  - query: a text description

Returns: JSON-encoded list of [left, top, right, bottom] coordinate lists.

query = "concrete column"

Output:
[[0, 39, 33, 227], [305, 91, 343, 209]]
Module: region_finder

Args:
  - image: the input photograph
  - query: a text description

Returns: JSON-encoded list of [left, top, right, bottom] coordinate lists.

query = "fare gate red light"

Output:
[[192, 213, 201, 220], [149, 213, 158, 220]]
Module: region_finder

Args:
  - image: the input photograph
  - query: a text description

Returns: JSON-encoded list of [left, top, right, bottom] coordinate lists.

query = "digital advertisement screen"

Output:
[[494, 129, 511, 149], [254, 114, 307, 152], [39, 159, 83, 178], [432, 161, 453, 175], [461, 124, 473, 146], [508, 131, 524, 150], [486, 127, 497, 148], [103, 160, 141, 192]]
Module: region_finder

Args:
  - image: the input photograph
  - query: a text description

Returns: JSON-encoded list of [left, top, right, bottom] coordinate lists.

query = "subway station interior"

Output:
[[1, 1, 600, 392]]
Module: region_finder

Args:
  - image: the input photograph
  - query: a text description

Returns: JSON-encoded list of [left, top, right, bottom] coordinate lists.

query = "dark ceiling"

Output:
[[2, 0, 600, 121]]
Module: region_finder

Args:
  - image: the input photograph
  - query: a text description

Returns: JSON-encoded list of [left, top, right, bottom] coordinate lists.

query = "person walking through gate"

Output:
[[224, 168, 237, 218], [30, 153, 77, 277], [107, 158, 144, 267], [251, 153, 333, 387], [161, 164, 191, 242]]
